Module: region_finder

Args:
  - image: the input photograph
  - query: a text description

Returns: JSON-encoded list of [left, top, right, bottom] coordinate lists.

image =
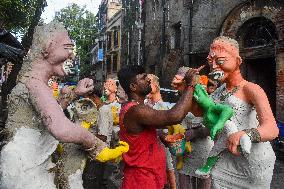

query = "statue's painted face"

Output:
[[147, 74, 159, 94], [171, 74, 186, 91], [46, 32, 75, 77], [104, 79, 117, 96], [207, 40, 241, 82]]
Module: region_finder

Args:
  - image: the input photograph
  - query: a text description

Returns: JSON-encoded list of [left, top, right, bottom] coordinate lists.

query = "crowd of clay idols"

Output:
[[0, 22, 279, 189]]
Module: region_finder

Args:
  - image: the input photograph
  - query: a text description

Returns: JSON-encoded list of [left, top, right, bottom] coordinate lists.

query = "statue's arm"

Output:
[[28, 80, 102, 149], [96, 105, 112, 142], [244, 82, 279, 141]]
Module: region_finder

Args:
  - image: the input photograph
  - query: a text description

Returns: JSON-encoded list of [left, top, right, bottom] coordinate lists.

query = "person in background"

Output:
[[206, 80, 217, 95], [93, 78, 122, 188]]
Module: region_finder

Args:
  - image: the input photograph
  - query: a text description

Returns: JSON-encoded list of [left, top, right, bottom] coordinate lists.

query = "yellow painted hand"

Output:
[[96, 141, 129, 162], [81, 121, 92, 129], [168, 124, 186, 135], [176, 155, 184, 170], [185, 141, 192, 153], [111, 106, 119, 126]]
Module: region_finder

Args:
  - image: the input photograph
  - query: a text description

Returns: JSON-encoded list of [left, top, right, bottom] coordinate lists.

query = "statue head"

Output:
[[103, 78, 117, 96], [171, 66, 189, 92], [207, 36, 242, 82], [74, 98, 98, 123], [20, 21, 75, 79], [147, 74, 160, 94]]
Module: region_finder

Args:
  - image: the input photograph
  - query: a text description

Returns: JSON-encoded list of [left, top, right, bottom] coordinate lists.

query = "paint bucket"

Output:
[[165, 134, 186, 156]]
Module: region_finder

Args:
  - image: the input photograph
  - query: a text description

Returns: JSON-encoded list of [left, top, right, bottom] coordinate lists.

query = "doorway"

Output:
[[241, 57, 276, 115]]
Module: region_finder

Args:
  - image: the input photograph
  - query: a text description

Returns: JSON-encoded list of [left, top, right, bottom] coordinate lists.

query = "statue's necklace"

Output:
[[220, 85, 239, 102]]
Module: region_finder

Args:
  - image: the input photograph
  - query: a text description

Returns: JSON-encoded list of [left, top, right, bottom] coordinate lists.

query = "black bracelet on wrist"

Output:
[[243, 128, 261, 143]]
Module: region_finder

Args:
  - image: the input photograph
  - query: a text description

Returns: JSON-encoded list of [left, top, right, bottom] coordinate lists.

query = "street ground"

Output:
[[271, 145, 284, 189], [106, 141, 284, 189]]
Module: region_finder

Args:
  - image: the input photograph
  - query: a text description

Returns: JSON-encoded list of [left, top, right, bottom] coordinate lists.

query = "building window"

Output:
[[237, 17, 278, 48], [173, 22, 181, 49], [107, 32, 112, 50], [114, 30, 119, 48], [99, 41, 103, 49], [106, 56, 112, 74], [113, 54, 118, 73]]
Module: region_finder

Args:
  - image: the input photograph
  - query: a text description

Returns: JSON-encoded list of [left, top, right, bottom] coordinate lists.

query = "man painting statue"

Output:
[[0, 22, 127, 189]]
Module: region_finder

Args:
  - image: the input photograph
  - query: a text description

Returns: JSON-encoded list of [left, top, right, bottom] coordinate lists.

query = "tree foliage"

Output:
[[0, 0, 47, 125], [54, 3, 98, 75], [0, 0, 47, 37]]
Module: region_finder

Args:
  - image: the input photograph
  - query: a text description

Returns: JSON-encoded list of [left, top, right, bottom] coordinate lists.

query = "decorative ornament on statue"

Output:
[[111, 105, 120, 126]]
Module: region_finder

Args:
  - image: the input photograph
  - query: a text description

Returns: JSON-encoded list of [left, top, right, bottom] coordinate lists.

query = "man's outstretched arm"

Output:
[[124, 69, 198, 133]]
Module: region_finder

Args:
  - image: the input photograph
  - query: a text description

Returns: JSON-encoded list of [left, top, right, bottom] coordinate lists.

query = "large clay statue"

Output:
[[0, 22, 128, 189], [206, 36, 279, 188]]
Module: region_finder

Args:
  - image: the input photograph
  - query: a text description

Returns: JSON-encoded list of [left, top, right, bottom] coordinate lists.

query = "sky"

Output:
[[41, 0, 100, 23]]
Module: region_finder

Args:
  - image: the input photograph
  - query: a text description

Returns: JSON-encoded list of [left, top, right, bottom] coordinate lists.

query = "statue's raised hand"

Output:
[[74, 78, 94, 96]]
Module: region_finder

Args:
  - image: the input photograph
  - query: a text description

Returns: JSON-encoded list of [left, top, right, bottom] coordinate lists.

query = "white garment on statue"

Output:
[[178, 112, 214, 178], [97, 102, 121, 145], [210, 84, 276, 189], [150, 100, 175, 170], [0, 83, 86, 189], [0, 127, 58, 189]]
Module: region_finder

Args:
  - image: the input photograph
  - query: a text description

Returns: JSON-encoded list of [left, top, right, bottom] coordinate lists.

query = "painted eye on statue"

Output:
[[81, 104, 92, 111], [216, 60, 225, 65]]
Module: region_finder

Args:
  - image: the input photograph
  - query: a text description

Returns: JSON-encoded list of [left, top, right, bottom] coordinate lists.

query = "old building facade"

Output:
[[95, 0, 284, 121], [92, 0, 122, 85], [120, 0, 144, 66]]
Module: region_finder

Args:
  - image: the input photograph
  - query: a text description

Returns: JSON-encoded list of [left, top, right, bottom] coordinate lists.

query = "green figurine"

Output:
[[192, 84, 251, 177]]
